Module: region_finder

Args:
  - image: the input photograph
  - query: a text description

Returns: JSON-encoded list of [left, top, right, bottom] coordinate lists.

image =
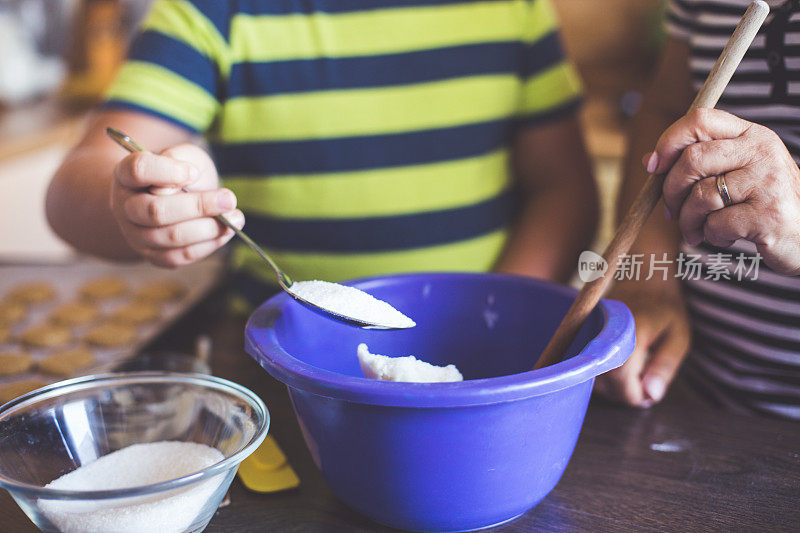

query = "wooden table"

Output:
[[1, 291, 798, 532]]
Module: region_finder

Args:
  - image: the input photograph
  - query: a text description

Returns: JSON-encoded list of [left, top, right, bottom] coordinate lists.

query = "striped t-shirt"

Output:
[[105, 0, 582, 309], [668, 0, 800, 419]]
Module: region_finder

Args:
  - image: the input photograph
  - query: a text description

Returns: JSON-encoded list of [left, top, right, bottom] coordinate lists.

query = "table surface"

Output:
[[0, 99, 87, 161], [2, 291, 798, 532]]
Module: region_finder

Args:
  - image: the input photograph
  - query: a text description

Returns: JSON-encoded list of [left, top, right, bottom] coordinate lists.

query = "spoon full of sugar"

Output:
[[105, 128, 416, 331], [287, 280, 415, 330]]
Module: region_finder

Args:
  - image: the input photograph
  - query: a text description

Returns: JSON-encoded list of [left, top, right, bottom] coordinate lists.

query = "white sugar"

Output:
[[39, 441, 225, 533], [357, 343, 463, 383], [289, 280, 415, 329]]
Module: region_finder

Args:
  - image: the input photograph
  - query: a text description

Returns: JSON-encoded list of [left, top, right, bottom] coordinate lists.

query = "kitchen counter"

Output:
[[0, 99, 88, 161], [1, 290, 798, 532]]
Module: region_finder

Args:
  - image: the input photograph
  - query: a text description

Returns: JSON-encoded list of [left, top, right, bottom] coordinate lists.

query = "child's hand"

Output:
[[594, 284, 691, 407], [110, 144, 244, 267]]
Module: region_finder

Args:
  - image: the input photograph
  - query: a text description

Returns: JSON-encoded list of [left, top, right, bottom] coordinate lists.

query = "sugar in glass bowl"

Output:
[[0, 372, 269, 533]]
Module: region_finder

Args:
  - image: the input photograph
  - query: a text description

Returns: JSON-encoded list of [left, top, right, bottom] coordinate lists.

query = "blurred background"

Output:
[[0, 0, 664, 262]]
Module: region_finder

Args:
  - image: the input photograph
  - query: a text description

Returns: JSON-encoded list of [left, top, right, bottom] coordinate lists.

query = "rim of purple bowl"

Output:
[[246, 273, 635, 408]]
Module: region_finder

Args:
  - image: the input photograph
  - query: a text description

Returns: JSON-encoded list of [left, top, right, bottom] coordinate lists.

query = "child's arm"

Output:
[[495, 114, 598, 283], [46, 109, 243, 266], [595, 37, 693, 407]]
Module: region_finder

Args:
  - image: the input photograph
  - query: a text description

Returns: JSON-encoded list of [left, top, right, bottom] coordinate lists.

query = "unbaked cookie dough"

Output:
[[0, 351, 34, 375], [136, 280, 187, 303], [0, 379, 46, 404], [0, 302, 26, 326], [19, 324, 72, 348], [49, 302, 100, 326], [38, 347, 95, 376], [110, 301, 160, 325], [79, 276, 128, 301], [84, 323, 137, 347], [7, 282, 56, 305]]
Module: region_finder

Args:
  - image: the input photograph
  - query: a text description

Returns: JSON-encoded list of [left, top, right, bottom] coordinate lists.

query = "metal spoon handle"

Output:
[[105, 128, 293, 289], [214, 213, 292, 288]]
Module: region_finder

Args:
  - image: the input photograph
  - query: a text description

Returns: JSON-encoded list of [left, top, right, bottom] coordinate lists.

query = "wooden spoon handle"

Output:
[[532, 0, 770, 371]]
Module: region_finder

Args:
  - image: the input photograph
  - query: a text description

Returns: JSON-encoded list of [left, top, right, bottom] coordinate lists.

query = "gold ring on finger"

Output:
[[715, 174, 734, 207]]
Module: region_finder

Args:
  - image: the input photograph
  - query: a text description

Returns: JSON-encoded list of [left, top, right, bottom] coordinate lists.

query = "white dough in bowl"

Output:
[[357, 343, 463, 383]]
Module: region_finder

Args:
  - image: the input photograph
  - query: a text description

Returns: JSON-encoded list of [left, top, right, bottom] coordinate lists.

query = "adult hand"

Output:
[[645, 108, 800, 275], [110, 144, 244, 267], [595, 284, 691, 407]]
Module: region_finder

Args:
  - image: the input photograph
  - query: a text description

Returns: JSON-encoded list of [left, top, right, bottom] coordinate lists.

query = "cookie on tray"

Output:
[[0, 301, 26, 326], [79, 276, 128, 301], [7, 282, 56, 305], [136, 280, 187, 303], [0, 351, 34, 375], [19, 324, 72, 348], [109, 301, 160, 325], [0, 327, 9, 344], [38, 347, 95, 376], [0, 379, 46, 404], [49, 301, 100, 326], [84, 322, 137, 347]]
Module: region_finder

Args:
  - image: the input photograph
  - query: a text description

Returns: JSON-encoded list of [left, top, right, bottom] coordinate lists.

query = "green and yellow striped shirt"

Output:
[[106, 0, 582, 308]]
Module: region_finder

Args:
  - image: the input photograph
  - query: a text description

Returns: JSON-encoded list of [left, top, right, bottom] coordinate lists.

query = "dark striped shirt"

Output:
[[668, 0, 800, 419]]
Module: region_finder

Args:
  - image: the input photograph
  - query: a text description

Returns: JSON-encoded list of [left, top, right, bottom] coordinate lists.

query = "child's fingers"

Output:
[[596, 303, 684, 408], [123, 188, 237, 227], [641, 320, 691, 403], [127, 210, 244, 249], [595, 338, 648, 407], [115, 152, 199, 189], [603, 358, 648, 406], [141, 232, 236, 268], [159, 144, 218, 186]]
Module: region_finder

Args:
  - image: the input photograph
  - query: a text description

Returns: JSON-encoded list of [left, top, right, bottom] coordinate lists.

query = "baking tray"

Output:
[[0, 254, 223, 390]]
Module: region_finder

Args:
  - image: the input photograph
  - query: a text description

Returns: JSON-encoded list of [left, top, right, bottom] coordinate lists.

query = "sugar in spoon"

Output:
[[106, 127, 415, 330]]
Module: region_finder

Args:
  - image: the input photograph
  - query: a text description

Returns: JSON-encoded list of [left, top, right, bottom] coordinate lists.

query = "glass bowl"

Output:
[[0, 372, 269, 533]]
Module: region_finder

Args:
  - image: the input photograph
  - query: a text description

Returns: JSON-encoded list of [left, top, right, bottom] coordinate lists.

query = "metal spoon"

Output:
[[105, 128, 411, 330]]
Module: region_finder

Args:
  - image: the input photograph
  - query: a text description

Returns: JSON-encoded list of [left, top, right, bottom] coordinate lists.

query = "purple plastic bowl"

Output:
[[245, 273, 634, 532]]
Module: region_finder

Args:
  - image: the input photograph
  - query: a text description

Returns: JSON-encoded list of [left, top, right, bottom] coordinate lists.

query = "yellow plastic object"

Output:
[[238, 435, 300, 493]]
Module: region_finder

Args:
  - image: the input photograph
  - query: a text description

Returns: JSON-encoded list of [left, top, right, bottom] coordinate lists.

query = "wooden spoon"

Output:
[[532, 1, 770, 370]]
